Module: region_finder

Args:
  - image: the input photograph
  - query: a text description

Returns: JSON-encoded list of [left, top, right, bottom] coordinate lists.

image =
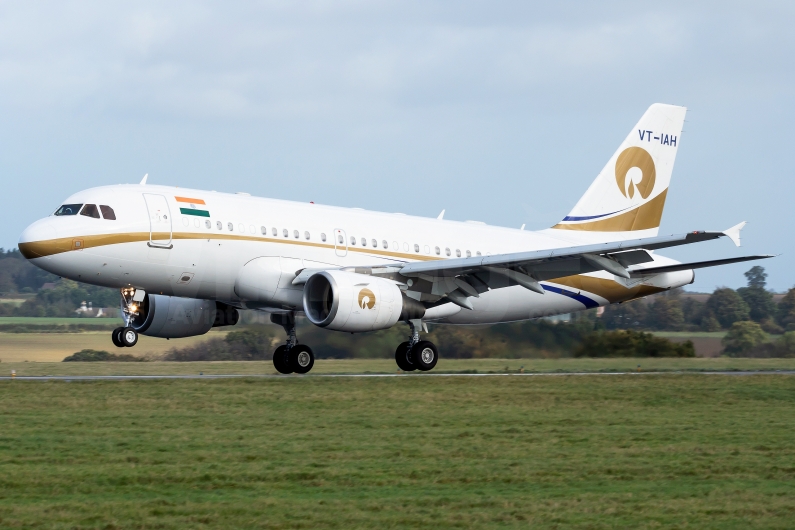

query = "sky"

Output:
[[1, 1, 793, 291]]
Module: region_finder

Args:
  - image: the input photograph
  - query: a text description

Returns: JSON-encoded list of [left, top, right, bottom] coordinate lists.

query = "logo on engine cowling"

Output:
[[358, 288, 376, 309]]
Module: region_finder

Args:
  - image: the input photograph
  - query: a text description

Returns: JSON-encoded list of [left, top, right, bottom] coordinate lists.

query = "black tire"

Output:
[[121, 327, 138, 347], [111, 327, 125, 348], [395, 341, 416, 371], [411, 340, 438, 371], [289, 345, 315, 374], [273, 345, 293, 374]]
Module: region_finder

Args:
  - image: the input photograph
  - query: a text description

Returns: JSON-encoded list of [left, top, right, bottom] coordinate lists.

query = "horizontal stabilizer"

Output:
[[629, 255, 774, 277]]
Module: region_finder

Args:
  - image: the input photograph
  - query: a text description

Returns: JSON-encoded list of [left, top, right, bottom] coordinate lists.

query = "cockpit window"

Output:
[[99, 205, 116, 220], [80, 204, 101, 219], [54, 204, 83, 216]]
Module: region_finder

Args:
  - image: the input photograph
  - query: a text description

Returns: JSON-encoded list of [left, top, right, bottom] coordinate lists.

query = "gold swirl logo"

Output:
[[358, 288, 376, 309], [615, 147, 656, 199]]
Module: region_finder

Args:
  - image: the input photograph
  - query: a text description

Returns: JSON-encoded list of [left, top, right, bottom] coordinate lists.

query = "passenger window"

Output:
[[338, 234, 344, 244], [435, 246, 440, 255], [392, 241, 398, 250], [476, 251, 482, 256], [445, 248, 451, 257], [305, 231, 310, 240], [350, 236, 356, 245], [466, 250, 471, 258], [456, 249, 461, 257], [321, 233, 327, 242], [382, 240, 388, 249], [217, 221, 222, 230], [272, 227, 277, 236], [182, 217, 189, 227], [194, 218, 201, 228], [261, 226, 267, 235], [283, 229, 288, 237], [414, 244, 420, 253], [228, 222, 234, 231], [371, 239, 377, 247], [293, 230, 299, 239], [80, 204, 101, 219], [250, 225, 256, 234], [54, 204, 82, 216], [361, 237, 366, 246], [99, 205, 116, 220], [239, 223, 245, 233], [403, 243, 409, 251], [205, 220, 211, 229]]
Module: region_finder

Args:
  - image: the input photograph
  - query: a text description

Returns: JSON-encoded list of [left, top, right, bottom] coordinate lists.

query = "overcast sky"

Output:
[[1, 1, 793, 291]]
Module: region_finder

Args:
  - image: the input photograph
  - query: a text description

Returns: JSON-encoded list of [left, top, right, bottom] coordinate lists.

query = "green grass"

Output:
[[1, 375, 794, 528], [4, 357, 795, 377]]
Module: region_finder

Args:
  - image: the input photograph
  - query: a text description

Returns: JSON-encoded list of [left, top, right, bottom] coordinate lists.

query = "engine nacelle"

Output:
[[124, 294, 239, 339], [303, 270, 425, 332]]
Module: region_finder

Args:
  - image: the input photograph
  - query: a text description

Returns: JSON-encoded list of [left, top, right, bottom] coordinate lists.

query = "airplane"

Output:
[[18, 103, 771, 374]]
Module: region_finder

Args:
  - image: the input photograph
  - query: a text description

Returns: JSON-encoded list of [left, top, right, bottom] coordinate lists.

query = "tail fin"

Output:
[[550, 103, 686, 238]]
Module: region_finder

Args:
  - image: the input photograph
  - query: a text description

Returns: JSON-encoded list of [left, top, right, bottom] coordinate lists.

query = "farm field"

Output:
[[0, 331, 230, 363], [1, 374, 794, 528]]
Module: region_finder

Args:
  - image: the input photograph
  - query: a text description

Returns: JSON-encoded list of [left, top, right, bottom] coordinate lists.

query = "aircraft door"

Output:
[[334, 228, 347, 257], [143, 194, 172, 248]]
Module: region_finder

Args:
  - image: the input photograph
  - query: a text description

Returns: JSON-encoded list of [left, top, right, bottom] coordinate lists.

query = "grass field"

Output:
[[3, 357, 795, 377], [1, 374, 793, 528]]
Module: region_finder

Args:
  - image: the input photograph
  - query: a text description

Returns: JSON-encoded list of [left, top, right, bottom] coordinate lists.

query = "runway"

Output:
[[2, 371, 794, 381]]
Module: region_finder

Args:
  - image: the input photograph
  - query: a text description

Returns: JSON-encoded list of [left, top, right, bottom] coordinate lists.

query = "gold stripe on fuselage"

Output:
[[18, 231, 664, 305]]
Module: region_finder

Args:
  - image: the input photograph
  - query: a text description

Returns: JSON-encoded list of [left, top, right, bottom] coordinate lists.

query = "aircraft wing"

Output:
[[399, 225, 748, 282], [628, 255, 774, 277]]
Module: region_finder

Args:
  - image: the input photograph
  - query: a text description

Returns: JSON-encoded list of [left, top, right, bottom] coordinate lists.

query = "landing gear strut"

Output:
[[395, 319, 438, 372], [271, 312, 315, 374], [113, 288, 141, 348]]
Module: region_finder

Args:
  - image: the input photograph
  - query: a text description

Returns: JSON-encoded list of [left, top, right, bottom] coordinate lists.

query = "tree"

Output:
[[744, 266, 767, 288], [575, 330, 694, 357], [777, 288, 795, 331], [737, 266, 776, 323], [706, 288, 750, 329], [645, 297, 684, 330], [722, 321, 767, 356]]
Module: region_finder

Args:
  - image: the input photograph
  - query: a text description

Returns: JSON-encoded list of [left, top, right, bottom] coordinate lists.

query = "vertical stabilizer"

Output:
[[550, 103, 686, 239]]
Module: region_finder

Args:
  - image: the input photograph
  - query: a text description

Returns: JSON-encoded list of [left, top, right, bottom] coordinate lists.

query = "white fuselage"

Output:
[[18, 184, 693, 325]]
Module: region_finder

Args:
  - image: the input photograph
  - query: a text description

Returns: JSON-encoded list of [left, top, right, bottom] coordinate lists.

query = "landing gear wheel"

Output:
[[111, 327, 125, 348], [289, 345, 315, 374], [273, 345, 293, 374], [121, 327, 138, 348], [395, 341, 416, 372], [411, 340, 438, 371]]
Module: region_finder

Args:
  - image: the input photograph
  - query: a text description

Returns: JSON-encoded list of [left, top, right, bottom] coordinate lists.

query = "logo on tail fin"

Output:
[[615, 147, 656, 199]]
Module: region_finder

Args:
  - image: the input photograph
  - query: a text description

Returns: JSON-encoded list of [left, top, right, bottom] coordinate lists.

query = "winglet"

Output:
[[723, 221, 746, 247], [140, 173, 148, 185], [437, 209, 445, 220]]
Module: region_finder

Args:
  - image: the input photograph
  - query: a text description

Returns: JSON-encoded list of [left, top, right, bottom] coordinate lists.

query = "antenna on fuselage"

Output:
[[140, 173, 148, 185]]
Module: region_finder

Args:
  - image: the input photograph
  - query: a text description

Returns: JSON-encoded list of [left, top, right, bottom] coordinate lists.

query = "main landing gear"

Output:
[[395, 319, 438, 372], [113, 287, 140, 348], [271, 312, 315, 375]]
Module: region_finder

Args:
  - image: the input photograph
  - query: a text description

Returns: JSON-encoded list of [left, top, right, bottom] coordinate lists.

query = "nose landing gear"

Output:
[[112, 288, 142, 348], [271, 312, 315, 374]]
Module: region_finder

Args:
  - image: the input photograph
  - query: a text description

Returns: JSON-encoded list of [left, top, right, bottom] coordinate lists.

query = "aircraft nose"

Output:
[[18, 218, 57, 259]]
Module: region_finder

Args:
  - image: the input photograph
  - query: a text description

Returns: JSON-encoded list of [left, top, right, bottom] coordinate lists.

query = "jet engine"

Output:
[[123, 293, 239, 339], [303, 270, 425, 332]]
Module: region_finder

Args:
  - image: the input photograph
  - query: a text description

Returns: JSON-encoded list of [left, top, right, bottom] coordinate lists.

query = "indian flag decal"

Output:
[[175, 196, 210, 217]]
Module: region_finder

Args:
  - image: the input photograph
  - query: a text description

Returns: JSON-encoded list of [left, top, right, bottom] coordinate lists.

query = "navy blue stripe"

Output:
[[541, 284, 600, 309], [561, 211, 620, 222]]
